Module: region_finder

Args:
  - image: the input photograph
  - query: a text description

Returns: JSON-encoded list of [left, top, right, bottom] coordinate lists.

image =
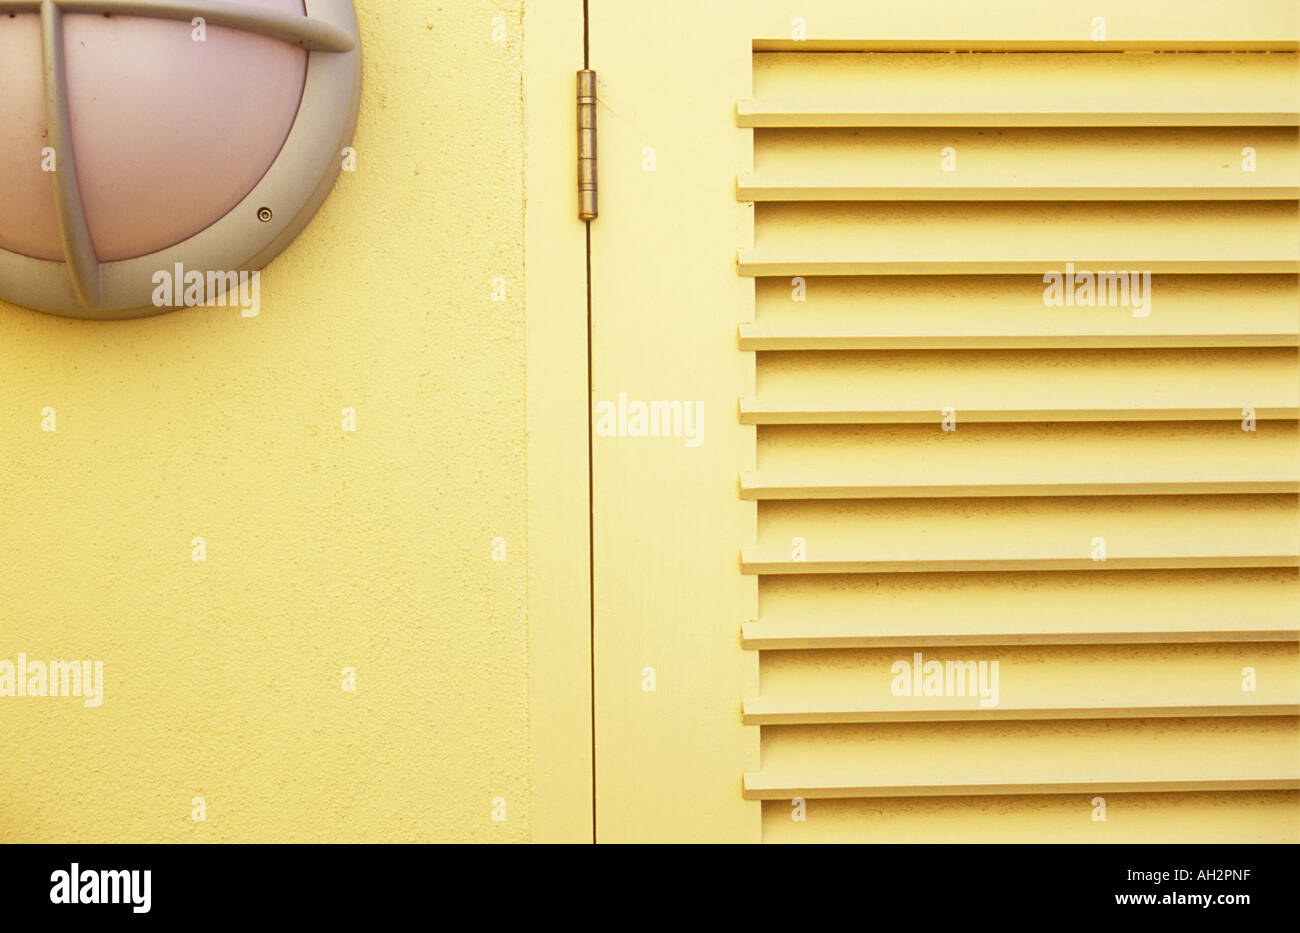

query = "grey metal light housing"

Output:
[[0, 0, 362, 320]]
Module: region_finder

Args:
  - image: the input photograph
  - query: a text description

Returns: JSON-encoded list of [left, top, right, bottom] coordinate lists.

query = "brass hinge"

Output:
[[577, 69, 598, 221]]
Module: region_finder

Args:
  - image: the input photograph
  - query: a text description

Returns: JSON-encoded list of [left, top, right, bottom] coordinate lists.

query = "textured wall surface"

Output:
[[0, 0, 529, 842]]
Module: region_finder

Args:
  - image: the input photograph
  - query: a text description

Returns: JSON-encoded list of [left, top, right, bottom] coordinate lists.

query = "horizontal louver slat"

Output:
[[761, 792, 1299, 843], [743, 126, 1300, 200], [741, 275, 1300, 349], [745, 643, 1299, 723], [740, 52, 1300, 127], [745, 718, 1300, 798], [743, 422, 1299, 498], [740, 202, 1300, 276], [743, 568, 1298, 648]]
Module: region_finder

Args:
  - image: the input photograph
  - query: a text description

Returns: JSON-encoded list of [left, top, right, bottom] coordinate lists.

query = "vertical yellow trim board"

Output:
[[524, 0, 594, 843]]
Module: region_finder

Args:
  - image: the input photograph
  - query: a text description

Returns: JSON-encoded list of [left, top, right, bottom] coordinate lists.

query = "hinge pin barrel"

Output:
[[577, 69, 598, 221]]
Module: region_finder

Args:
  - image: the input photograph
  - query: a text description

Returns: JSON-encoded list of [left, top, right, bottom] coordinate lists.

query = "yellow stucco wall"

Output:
[[0, 0, 531, 842], [4, 0, 1294, 847]]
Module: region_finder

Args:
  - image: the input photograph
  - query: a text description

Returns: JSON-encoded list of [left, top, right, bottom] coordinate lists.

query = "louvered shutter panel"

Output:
[[737, 42, 1299, 843], [591, 0, 1299, 843]]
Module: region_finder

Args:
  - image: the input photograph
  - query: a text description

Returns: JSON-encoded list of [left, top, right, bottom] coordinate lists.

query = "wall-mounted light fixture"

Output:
[[0, 0, 361, 319]]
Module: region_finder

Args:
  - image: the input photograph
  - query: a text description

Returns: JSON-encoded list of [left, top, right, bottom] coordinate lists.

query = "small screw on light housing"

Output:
[[257, 207, 274, 222]]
